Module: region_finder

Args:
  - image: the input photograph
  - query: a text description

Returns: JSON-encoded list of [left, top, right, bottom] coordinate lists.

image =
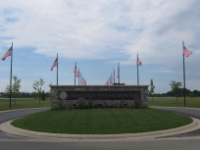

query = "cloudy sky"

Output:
[[0, 0, 200, 93]]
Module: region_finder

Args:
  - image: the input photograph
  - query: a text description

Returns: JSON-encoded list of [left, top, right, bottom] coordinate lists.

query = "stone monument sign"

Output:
[[50, 85, 148, 109]]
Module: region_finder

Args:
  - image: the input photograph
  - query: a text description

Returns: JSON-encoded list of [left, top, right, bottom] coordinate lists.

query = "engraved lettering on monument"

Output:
[[59, 91, 140, 100]]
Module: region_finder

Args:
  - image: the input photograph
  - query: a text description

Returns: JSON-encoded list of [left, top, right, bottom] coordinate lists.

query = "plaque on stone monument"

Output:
[[59, 91, 68, 100], [59, 91, 140, 100]]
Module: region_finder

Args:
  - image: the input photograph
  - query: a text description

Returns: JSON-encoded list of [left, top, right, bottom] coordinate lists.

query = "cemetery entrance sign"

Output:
[[50, 85, 148, 109], [59, 91, 140, 100]]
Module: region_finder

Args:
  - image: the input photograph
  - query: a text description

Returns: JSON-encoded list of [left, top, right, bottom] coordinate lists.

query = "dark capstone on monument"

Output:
[[50, 85, 148, 109]]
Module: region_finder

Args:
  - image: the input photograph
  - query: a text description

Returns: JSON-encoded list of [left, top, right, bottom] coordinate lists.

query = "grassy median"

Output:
[[11, 108, 192, 134]]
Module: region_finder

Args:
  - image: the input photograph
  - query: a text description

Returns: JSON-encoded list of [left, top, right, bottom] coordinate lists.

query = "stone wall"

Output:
[[50, 85, 149, 109]]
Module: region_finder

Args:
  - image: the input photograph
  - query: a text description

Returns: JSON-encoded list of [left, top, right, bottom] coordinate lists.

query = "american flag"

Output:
[[137, 58, 142, 66], [76, 70, 80, 77], [1, 46, 12, 61], [82, 78, 86, 85], [106, 81, 109, 86], [113, 69, 115, 83], [51, 57, 58, 71], [183, 45, 192, 57], [73, 63, 77, 74], [109, 76, 113, 84]]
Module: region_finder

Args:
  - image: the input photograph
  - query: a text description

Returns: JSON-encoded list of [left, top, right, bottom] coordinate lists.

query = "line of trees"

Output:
[[1, 76, 50, 99], [1, 91, 50, 99], [148, 79, 200, 98], [152, 88, 200, 98], [2, 77, 200, 99]]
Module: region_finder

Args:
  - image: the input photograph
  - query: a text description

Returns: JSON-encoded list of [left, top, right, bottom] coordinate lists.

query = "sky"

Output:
[[0, 0, 200, 93]]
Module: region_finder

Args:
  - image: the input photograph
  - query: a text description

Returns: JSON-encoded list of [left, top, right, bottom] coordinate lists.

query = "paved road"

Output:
[[152, 107, 200, 137], [1, 139, 200, 150], [0, 108, 49, 139], [0, 107, 200, 150]]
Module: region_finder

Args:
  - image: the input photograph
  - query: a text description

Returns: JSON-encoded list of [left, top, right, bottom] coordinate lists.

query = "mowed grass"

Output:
[[11, 108, 192, 134], [149, 97, 200, 108], [0, 98, 50, 111]]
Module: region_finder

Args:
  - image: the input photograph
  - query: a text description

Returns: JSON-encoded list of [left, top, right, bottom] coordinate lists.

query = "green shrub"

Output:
[[88, 100, 93, 109], [50, 107, 57, 111], [77, 98, 85, 109], [41, 90, 46, 101], [103, 101, 108, 108], [57, 103, 65, 110], [114, 102, 118, 108], [67, 103, 73, 110], [119, 101, 124, 108], [50, 103, 64, 111], [135, 100, 141, 109], [128, 102, 135, 109]]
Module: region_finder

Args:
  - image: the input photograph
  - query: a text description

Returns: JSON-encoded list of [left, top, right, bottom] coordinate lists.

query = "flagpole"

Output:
[[74, 62, 76, 85], [9, 42, 13, 109], [56, 53, 58, 85], [113, 68, 115, 84], [118, 62, 120, 84], [137, 53, 139, 85], [182, 41, 186, 107], [78, 69, 80, 85]]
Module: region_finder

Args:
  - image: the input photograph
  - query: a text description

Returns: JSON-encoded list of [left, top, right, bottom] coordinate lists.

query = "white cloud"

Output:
[[0, 0, 199, 62], [0, 0, 200, 93]]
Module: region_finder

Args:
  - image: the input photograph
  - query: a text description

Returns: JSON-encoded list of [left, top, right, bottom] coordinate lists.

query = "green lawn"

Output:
[[0, 98, 50, 111], [11, 108, 192, 134], [149, 97, 200, 108]]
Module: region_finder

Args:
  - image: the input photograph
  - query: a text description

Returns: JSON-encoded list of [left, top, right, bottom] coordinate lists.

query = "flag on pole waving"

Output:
[[82, 78, 86, 85], [1, 45, 13, 60], [106, 81, 109, 86], [109, 76, 113, 84], [76, 70, 80, 77], [137, 58, 142, 66], [73, 63, 77, 74], [183, 45, 192, 57], [51, 57, 58, 71]]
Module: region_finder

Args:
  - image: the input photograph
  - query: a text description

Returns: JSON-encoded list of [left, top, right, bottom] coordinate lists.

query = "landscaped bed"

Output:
[[11, 108, 192, 134]]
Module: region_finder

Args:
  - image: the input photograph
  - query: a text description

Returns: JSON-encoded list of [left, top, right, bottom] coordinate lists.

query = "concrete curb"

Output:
[[1, 118, 200, 140], [0, 107, 50, 113], [150, 106, 200, 110]]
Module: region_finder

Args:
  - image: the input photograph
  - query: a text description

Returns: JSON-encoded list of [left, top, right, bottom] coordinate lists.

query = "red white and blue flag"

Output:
[[1, 45, 12, 61], [106, 81, 109, 86], [82, 78, 86, 85], [113, 69, 115, 83], [73, 63, 77, 74], [51, 57, 58, 71], [76, 70, 80, 77], [137, 58, 142, 66], [183, 45, 192, 57], [109, 75, 113, 84]]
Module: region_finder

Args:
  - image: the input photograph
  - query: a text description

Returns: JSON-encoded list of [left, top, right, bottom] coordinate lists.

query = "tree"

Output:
[[5, 76, 21, 103], [169, 81, 182, 103], [193, 90, 199, 98], [5, 85, 11, 98], [33, 78, 45, 104], [12, 76, 22, 104], [41, 90, 46, 101], [148, 79, 155, 102]]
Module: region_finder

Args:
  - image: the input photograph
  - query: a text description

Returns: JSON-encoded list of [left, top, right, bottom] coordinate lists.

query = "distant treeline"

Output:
[[1, 88, 200, 98], [0, 92, 50, 99], [152, 88, 200, 98]]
